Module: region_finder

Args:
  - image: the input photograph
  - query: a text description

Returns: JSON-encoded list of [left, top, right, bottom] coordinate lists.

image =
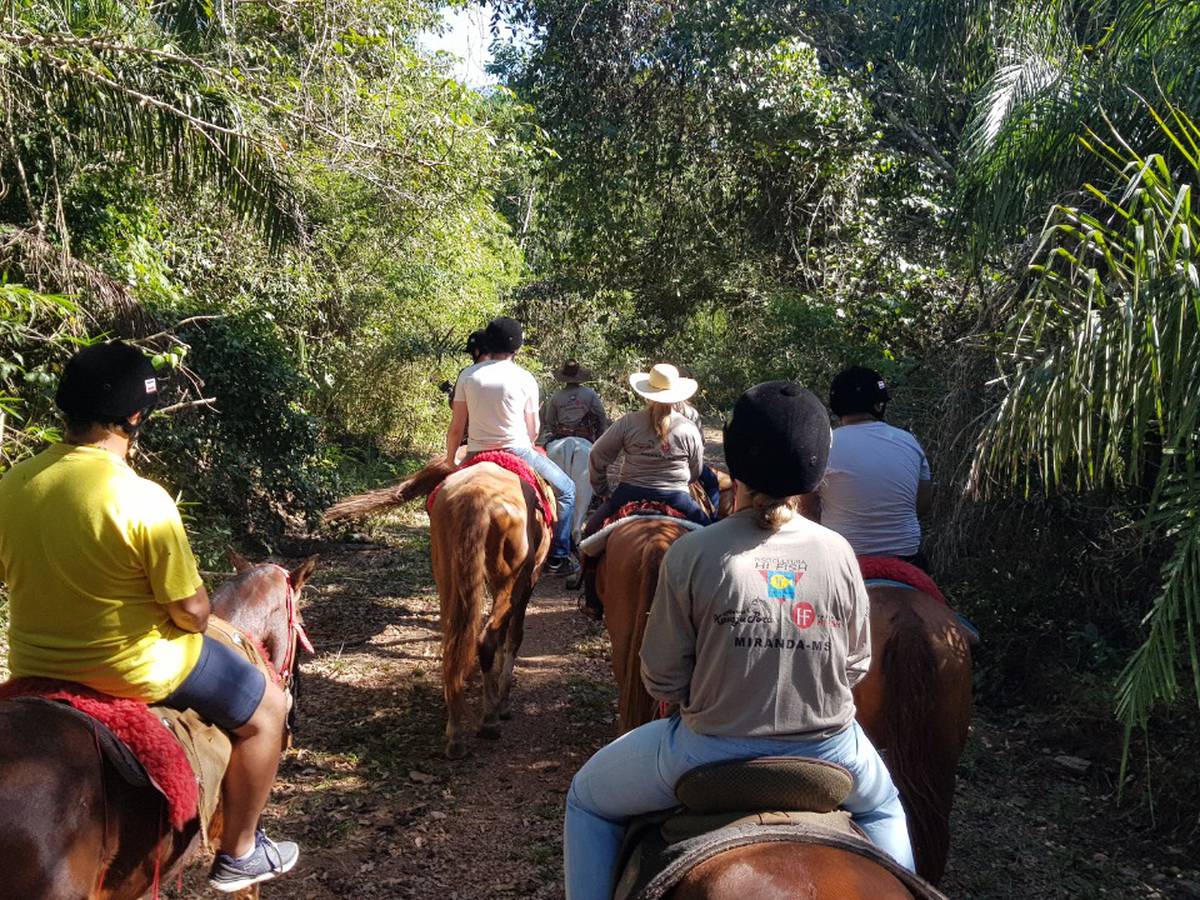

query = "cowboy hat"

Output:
[[628, 363, 698, 404], [553, 360, 595, 383]]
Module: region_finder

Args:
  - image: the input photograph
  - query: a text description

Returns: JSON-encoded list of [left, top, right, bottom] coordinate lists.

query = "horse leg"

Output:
[[496, 572, 536, 721], [478, 581, 515, 740]]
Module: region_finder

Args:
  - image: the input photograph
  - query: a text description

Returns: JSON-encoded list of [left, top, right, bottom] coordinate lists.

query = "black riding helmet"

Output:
[[464, 329, 486, 358], [483, 317, 523, 354], [723, 381, 831, 497], [55, 342, 159, 430], [829, 366, 890, 417]]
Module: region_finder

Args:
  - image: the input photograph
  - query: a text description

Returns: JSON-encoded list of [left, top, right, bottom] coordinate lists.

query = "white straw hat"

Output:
[[628, 363, 698, 404]]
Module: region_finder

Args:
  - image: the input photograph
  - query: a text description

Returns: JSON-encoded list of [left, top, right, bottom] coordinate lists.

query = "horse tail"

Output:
[[878, 600, 955, 883], [323, 457, 455, 522], [440, 494, 489, 699]]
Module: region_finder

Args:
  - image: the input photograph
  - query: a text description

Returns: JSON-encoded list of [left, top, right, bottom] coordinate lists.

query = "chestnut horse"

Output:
[[0, 556, 317, 900], [595, 521, 970, 884], [430, 461, 552, 758]]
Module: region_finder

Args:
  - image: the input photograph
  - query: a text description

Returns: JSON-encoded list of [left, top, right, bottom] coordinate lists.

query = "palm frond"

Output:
[[973, 101, 1200, 734], [0, 4, 300, 247]]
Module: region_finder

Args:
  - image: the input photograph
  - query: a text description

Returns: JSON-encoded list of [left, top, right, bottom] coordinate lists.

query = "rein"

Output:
[[264, 563, 313, 689]]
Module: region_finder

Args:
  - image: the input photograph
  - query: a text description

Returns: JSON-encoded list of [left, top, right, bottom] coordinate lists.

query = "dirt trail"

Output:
[[166, 461, 1200, 898]]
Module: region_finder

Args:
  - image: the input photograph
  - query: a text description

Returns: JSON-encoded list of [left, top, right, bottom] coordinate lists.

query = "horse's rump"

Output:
[[616, 815, 944, 900]]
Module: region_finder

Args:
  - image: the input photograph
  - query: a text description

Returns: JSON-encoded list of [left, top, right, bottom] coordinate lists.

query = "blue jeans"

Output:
[[698, 465, 721, 514], [563, 716, 914, 900], [505, 446, 575, 558], [583, 483, 709, 536]]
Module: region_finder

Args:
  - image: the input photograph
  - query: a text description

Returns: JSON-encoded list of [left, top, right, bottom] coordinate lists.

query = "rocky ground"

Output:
[[161, 504, 1200, 899]]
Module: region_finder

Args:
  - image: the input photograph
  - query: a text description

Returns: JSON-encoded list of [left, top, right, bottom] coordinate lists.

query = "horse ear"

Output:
[[289, 555, 319, 592], [228, 549, 253, 573]]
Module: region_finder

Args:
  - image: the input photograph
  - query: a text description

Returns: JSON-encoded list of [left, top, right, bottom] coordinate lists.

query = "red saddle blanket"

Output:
[[427, 450, 555, 524], [0, 677, 197, 829], [857, 556, 946, 605], [605, 500, 687, 528]]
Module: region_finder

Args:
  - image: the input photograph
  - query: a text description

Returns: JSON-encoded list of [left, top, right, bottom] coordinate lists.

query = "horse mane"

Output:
[[878, 600, 955, 883], [323, 457, 455, 522]]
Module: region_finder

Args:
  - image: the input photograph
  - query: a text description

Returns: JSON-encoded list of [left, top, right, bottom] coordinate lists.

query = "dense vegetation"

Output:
[[1, 0, 1197, 828]]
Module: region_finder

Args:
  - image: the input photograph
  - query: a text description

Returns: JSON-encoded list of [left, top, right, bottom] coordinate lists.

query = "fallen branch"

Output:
[[156, 397, 217, 415]]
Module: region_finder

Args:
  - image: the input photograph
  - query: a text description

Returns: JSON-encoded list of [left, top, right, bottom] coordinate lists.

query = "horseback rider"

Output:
[[817, 367, 933, 570], [541, 360, 609, 444], [445, 317, 579, 576], [439, 329, 488, 409], [582, 363, 708, 537], [562, 381, 914, 900], [0, 343, 299, 893]]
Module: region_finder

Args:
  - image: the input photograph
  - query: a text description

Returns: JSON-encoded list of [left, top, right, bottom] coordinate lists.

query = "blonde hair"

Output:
[[749, 491, 798, 531], [646, 400, 674, 442]]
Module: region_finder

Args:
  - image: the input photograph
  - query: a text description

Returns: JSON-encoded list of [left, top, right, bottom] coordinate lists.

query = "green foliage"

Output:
[[141, 312, 337, 537], [972, 103, 1200, 742]]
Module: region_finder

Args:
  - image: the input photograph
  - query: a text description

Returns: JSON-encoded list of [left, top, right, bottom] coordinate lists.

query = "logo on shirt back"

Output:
[[758, 567, 805, 600]]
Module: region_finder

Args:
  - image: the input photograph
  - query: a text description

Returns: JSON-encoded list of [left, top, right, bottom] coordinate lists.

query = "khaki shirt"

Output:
[[542, 385, 609, 442]]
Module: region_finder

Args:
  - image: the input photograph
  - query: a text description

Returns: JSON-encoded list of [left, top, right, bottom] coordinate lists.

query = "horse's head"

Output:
[[211, 551, 319, 684]]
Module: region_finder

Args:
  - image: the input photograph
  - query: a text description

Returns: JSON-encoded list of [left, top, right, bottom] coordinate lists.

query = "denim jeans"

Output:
[[504, 446, 575, 558], [563, 716, 914, 900], [583, 483, 709, 537]]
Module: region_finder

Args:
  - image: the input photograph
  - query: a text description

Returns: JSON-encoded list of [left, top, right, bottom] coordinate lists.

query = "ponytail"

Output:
[[750, 491, 797, 531], [647, 401, 674, 443]]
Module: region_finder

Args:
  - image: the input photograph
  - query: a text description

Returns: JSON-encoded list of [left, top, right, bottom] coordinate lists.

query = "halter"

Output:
[[263, 563, 314, 689]]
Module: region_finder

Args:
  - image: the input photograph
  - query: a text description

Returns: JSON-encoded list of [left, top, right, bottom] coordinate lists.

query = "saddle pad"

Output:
[[0, 677, 198, 829], [579, 515, 703, 558], [614, 817, 948, 900], [858, 555, 947, 604], [426, 450, 555, 524]]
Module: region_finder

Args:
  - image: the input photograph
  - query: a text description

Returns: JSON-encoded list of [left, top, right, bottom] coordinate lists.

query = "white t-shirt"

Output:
[[453, 359, 540, 452], [819, 421, 931, 557]]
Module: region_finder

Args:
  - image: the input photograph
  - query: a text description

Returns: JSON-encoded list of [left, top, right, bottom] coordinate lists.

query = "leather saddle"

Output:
[[613, 756, 941, 900]]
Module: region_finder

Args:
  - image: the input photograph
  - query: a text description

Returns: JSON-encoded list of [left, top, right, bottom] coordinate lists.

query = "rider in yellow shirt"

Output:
[[0, 343, 298, 893]]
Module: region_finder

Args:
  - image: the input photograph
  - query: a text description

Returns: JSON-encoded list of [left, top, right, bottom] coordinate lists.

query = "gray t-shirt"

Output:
[[542, 385, 609, 442], [588, 409, 703, 495], [640, 509, 871, 740]]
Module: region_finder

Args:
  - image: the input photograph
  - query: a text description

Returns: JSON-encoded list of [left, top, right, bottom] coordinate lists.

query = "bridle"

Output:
[[262, 563, 314, 690]]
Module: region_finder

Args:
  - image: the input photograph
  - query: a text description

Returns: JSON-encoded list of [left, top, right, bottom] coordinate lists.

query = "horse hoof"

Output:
[[478, 724, 502, 740], [445, 740, 468, 760], [498, 709, 513, 721]]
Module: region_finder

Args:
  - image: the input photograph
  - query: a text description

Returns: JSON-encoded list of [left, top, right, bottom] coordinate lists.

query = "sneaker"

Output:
[[545, 555, 580, 577], [209, 830, 299, 893]]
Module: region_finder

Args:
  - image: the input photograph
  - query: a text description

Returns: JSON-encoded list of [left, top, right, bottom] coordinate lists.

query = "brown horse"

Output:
[[430, 462, 552, 758], [669, 844, 919, 899], [0, 556, 317, 900], [851, 587, 972, 884], [596, 524, 971, 884]]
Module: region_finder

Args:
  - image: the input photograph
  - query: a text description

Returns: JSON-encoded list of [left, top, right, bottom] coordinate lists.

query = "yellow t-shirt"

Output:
[[0, 443, 204, 701]]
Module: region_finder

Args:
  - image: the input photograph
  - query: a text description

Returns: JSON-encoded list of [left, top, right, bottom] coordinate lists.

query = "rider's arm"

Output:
[[587, 418, 622, 496], [640, 553, 696, 704], [845, 561, 872, 688], [166, 585, 211, 634], [525, 407, 540, 445], [445, 400, 468, 461], [916, 479, 933, 517]]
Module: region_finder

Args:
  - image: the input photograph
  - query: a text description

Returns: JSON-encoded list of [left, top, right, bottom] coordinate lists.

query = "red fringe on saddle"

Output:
[[0, 677, 197, 829], [426, 450, 555, 524], [605, 500, 687, 528], [857, 555, 947, 605]]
